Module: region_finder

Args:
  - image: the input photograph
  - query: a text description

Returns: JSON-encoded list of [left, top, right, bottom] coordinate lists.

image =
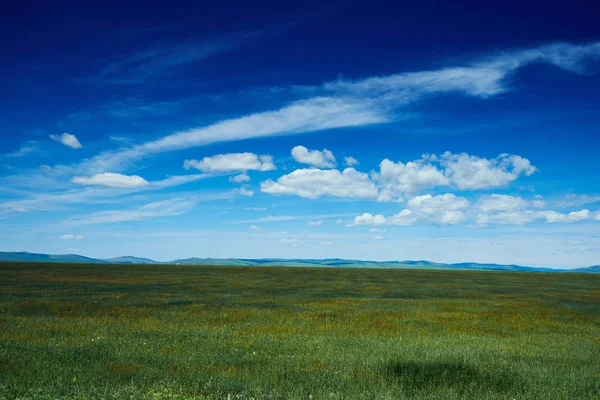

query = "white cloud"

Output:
[[539, 209, 593, 223], [476, 194, 529, 213], [408, 193, 470, 225], [369, 228, 387, 233], [6, 141, 40, 157], [230, 172, 251, 183], [440, 152, 536, 190], [280, 238, 298, 244], [556, 194, 600, 208], [473, 195, 600, 226], [354, 193, 469, 226], [238, 187, 254, 197], [46, 42, 599, 176], [335, 219, 343, 224], [235, 213, 351, 224], [184, 153, 275, 172], [291, 146, 336, 168], [354, 213, 387, 226], [261, 168, 378, 199], [60, 234, 84, 240], [50, 133, 83, 149], [308, 220, 323, 226], [78, 97, 385, 175], [371, 153, 537, 201], [475, 194, 532, 225], [375, 158, 448, 201], [149, 174, 214, 189], [325, 42, 600, 98], [320, 241, 334, 246], [387, 209, 418, 225], [373, 235, 384, 240], [72, 172, 149, 188], [245, 207, 266, 211], [249, 225, 262, 231], [477, 210, 535, 226], [344, 156, 359, 167]]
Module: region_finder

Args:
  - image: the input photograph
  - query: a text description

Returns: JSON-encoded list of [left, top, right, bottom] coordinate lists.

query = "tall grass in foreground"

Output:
[[0, 262, 598, 399]]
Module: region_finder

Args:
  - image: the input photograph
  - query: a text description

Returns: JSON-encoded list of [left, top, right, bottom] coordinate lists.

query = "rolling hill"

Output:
[[0, 251, 598, 272]]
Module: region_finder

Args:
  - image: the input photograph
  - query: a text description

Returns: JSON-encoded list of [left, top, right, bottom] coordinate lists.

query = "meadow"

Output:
[[0, 262, 598, 400]]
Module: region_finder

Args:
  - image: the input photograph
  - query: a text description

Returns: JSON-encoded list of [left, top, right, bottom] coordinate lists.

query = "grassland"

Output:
[[0, 262, 598, 399]]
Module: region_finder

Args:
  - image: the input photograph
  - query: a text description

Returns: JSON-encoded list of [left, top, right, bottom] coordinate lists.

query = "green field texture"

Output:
[[0, 262, 599, 399]]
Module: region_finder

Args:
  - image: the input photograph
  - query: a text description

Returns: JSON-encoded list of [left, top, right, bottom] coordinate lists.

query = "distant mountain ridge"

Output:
[[0, 251, 598, 273]]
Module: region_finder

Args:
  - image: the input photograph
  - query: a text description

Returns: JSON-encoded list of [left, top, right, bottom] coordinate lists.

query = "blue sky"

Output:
[[1, 0, 599, 267]]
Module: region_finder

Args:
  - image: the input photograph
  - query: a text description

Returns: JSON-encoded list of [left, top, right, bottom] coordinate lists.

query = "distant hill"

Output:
[[0, 252, 107, 264], [0, 252, 598, 273], [104, 256, 157, 264]]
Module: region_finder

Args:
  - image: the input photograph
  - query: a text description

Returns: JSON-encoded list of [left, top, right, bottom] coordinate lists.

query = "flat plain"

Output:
[[0, 262, 598, 399]]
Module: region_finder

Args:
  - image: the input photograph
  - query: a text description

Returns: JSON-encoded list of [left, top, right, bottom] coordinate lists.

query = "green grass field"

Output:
[[0, 262, 598, 399]]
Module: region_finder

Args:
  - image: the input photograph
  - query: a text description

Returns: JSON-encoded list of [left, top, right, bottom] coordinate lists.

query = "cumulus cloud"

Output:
[[353, 190, 600, 227], [261, 168, 378, 199], [344, 156, 359, 167], [439, 152, 537, 189], [308, 220, 323, 226], [538, 209, 593, 223], [291, 146, 336, 168], [50, 133, 83, 149], [354, 193, 469, 226], [72, 172, 149, 188], [408, 193, 470, 225], [184, 153, 275, 172], [249, 225, 262, 231], [475, 194, 533, 225], [375, 158, 449, 200], [263, 152, 536, 203], [477, 210, 535, 226], [373, 235, 384, 240], [473, 195, 599, 225], [60, 234, 84, 240], [230, 172, 250, 183], [476, 194, 529, 213], [354, 213, 387, 226]]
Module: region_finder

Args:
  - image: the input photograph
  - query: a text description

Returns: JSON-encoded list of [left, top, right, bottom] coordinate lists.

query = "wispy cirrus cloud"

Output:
[[82, 28, 273, 85], [65, 197, 198, 226], [60, 234, 84, 240], [234, 213, 354, 224], [62, 41, 600, 176], [72, 173, 149, 188], [5, 141, 42, 158], [555, 194, 600, 208], [0, 174, 225, 213]]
